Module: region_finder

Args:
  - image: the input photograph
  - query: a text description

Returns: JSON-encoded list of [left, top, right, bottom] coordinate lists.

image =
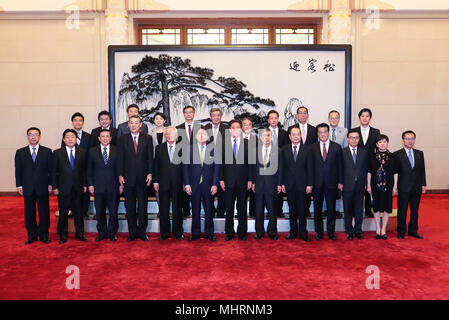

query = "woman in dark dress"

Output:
[[367, 134, 398, 240], [149, 112, 166, 215]]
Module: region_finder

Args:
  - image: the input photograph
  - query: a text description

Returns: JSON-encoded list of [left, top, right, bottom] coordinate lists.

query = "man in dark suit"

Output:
[[242, 117, 258, 218], [267, 110, 289, 218], [52, 129, 88, 243], [117, 115, 153, 242], [288, 106, 317, 217], [394, 130, 426, 239], [353, 108, 380, 217], [87, 129, 122, 242], [252, 129, 281, 240], [310, 123, 343, 240], [341, 129, 368, 240], [153, 127, 184, 240], [15, 127, 52, 244], [204, 107, 228, 218], [184, 128, 220, 241], [220, 119, 254, 241], [176, 105, 202, 217], [116, 104, 149, 138], [90, 110, 118, 147], [279, 126, 313, 242]]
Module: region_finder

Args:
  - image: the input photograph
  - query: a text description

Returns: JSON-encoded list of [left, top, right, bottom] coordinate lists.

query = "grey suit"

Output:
[[329, 126, 348, 148]]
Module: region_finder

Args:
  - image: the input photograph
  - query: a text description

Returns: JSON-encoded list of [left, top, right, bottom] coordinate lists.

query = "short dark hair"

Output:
[[376, 134, 389, 143], [297, 106, 308, 114], [127, 104, 139, 112], [358, 108, 372, 119], [347, 129, 360, 138], [242, 117, 253, 124], [329, 110, 340, 116], [183, 105, 195, 113], [289, 126, 301, 134], [62, 128, 77, 138], [267, 110, 279, 118], [97, 110, 111, 120], [99, 128, 111, 136], [229, 119, 242, 128], [316, 123, 329, 131], [128, 115, 141, 122], [27, 127, 41, 135], [402, 130, 416, 139], [71, 112, 84, 122], [153, 112, 166, 121]]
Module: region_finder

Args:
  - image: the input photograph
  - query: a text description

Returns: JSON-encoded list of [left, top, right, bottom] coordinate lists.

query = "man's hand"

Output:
[[252, 184, 255, 193], [146, 174, 152, 186], [219, 181, 225, 191], [422, 186, 426, 194], [211, 185, 217, 196], [53, 188, 59, 195], [338, 184, 343, 191], [185, 186, 192, 195], [153, 183, 159, 192], [83, 186, 87, 193], [247, 181, 253, 190], [366, 186, 371, 194], [17, 187, 23, 196], [48, 185, 52, 193], [392, 187, 398, 196], [306, 186, 312, 194], [119, 185, 124, 194], [118, 176, 125, 186], [88, 186, 94, 195], [281, 185, 286, 194], [277, 186, 282, 194]]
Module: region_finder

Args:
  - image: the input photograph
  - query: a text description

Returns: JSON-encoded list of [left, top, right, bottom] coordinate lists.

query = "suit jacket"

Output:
[[353, 126, 380, 154], [148, 126, 166, 152], [183, 143, 221, 190], [204, 122, 229, 145], [89, 126, 118, 148], [117, 133, 153, 187], [116, 121, 149, 138], [330, 126, 348, 148], [61, 130, 91, 151], [52, 146, 87, 196], [269, 127, 290, 149], [288, 123, 318, 145], [253, 144, 280, 195], [15, 145, 52, 196], [394, 148, 426, 193], [87, 145, 119, 193], [176, 120, 202, 145], [310, 141, 343, 189], [220, 137, 254, 188], [342, 146, 368, 191], [279, 144, 313, 191], [153, 142, 184, 191]]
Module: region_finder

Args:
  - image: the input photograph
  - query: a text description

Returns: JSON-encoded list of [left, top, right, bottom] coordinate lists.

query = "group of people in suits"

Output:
[[15, 104, 427, 244]]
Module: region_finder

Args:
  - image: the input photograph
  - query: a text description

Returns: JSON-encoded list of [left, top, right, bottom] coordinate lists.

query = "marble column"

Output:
[[105, 0, 128, 46], [328, 0, 351, 44]]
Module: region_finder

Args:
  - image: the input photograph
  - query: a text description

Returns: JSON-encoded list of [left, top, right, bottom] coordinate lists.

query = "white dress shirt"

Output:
[[131, 132, 139, 145], [361, 125, 370, 145], [320, 139, 330, 157], [29, 144, 40, 156], [66, 146, 76, 160], [404, 147, 414, 165], [100, 144, 110, 159], [184, 121, 194, 141]]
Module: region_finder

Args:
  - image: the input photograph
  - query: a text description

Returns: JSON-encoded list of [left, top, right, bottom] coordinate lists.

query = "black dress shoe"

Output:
[[323, 210, 328, 217], [140, 235, 149, 241], [109, 235, 117, 242], [254, 235, 263, 240], [225, 235, 234, 241], [397, 234, 405, 239], [25, 238, 37, 245], [336, 211, 343, 219], [374, 233, 381, 239], [277, 213, 285, 218], [127, 236, 135, 242], [347, 234, 354, 240], [365, 211, 374, 218], [300, 236, 311, 242], [189, 235, 201, 241], [238, 236, 246, 240], [328, 234, 337, 241], [41, 238, 51, 244], [158, 235, 169, 240], [315, 234, 323, 240], [205, 235, 217, 242], [408, 232, 424, 239], [269, 235, 278, 240], [381, 234, 388, 240], [306, 210, 312, 218], [59, 238, 67, 244], [216, 213, 225, 218], [176, 235, 184, 240], [76, 234, 87, 242], [355, 233, 363, 240], [285, 234, 297, 240]]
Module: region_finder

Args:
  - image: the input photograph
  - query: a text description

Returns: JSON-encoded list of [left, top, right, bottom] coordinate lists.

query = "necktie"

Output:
[[77, 132, 81, 146], [213, 126, 218, 143], [263, 148, 269, 168], [133, 135, 138, 153], [322, 142, 327, 161], [352, 148, 357, 165], [301, 125, 306, 144], [293, 145, 298, 163], [362, 129, 368, 145], [169, 145, 173, 164], [408, 150, 414, 168], [200, 145, 205, 184], [272, 129, 277, 146], [70, 149, 74, 168], [103, 147, 108, 165], [233, 139, 238, 159], [332, 128, 336, 142], [188, 124, 192, 140], [31, 147, 37, 163]]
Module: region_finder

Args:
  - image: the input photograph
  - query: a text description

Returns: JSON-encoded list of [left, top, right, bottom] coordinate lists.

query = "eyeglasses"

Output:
[[297, 112, 308, 115], [403, 138, 415, 141], [348, 136, 360, 140], [27, 133, 40, 137]]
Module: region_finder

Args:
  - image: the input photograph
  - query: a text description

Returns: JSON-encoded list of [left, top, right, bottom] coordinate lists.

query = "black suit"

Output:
[[310, 141, 343, 237], [253, 144, 280, 238], [244, 132, 258, 218], [287, 123, 317, 145], [279, 144, 313, 238], [354, 126, 380, 214], [117, 133, 153, 239], [89, 127, 118, 148], [154, 142, 184, 238], [52, 146, 87, 239], [87, 145, 120, 238], [394, 148, 426, 235], [204, 122, 228, 217], [14, 145, 52, 240], [342, 147, 368, 235], [221, 137, 254, 239], [270, 127, 290, 217], [183, 143, 221, 237]]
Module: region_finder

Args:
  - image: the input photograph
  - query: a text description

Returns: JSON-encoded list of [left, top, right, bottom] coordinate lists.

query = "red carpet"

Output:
[[0, 195, 448, 300]]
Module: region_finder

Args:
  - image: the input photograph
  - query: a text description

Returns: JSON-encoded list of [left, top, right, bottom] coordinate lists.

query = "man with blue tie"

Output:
[[15, 127, 53, 244], [394, 130, 426, 239], [52, 129, 88, 244], [184, 128, 220, 241]]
